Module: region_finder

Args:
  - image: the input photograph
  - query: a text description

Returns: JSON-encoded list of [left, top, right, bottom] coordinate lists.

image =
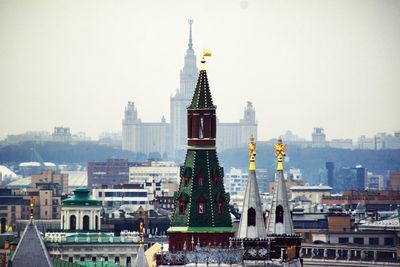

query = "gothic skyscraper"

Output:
[[170, 19, 199, 157]]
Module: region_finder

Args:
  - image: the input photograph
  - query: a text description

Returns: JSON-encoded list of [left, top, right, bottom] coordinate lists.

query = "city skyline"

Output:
[[1, 0, 399, 141]]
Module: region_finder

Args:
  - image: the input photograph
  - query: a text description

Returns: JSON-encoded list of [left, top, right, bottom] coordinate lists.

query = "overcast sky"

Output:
[[0, 0, 399, 141]]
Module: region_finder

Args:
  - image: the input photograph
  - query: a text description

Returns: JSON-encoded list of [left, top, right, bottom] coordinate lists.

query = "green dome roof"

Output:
[[62, 188, 101, 207]]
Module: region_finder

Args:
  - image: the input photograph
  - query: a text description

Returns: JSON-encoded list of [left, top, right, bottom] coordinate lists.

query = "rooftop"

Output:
[[290, 185, 332, 191], [62, 188, 101, 207]]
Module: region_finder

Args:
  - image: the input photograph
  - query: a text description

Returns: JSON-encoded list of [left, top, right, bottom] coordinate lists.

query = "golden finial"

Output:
[[249, 135, 256, 171], [139, 222, 144, 246], [200, 50, 212, 70], [29, 196, 35, 220], [274, 137, 286, 171]]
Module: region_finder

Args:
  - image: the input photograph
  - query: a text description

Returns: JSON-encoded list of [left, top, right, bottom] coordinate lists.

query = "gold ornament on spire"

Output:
[[274, 137, 286, 171], [200, 49, 212, 70], [139, 221, 144, 246], [249, 135, 256, 171]]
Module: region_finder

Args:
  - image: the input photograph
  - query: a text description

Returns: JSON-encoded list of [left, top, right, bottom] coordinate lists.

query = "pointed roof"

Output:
[[188, 69, 215, 109], [236, 137, 266, 239], [266, 138, 295, 235], [133, 245, 149, 267], [266, 170, 295, 235], [11, 221, 53, 267], [236, 170, 267, 238]]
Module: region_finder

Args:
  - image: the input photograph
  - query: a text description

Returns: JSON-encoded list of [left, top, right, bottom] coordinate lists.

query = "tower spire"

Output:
[[266, 137, 295, 235], [249, 135, 256, 171], [236, 136, 266, 238], [188, 18, 193, 50]]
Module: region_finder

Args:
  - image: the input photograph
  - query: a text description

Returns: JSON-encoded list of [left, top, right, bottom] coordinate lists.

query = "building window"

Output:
[[115, 256, 120, 263], [198, 170, 205, 187], [127, 256, 131, 265], [80, 257, 85, 261], [354, 237, 364, 244], [369, 237, 379, 245], [247, 207, 256, 226], [98, 192, 102, 197], [92, 257, 96, 262], [69, 257, 73, 263], [384, 237, 394, 246], [339, 237, 349, 244], [45, 199, 48, 206], [197, 195, 206, 214], [95, 215, 99, 231]]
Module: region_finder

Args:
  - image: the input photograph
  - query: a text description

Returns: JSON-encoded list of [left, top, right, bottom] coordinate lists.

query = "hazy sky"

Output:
[[1, 0, 399, 141]]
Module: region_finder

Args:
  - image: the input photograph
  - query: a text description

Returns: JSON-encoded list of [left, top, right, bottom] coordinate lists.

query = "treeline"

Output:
[[219, 144, 400, 183], [1, 142, 399, 184], [0, 141, 146, 164]]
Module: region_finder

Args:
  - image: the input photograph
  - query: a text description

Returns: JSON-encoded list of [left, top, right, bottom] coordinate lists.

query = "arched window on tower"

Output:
[[83, 215, 90, 231], [179, 195, 186, 214], [213, 169, 219, 186], [184, 173, 189, 186], [199, 117, 204, 139], [188, 116, 193, 138], [197, 195, 206, 214], [198, 170, 205, 187], [216, 197, 224, 214], [247, 207, 256, 226], [70, 215, 76, 230], [276, 205, 284, 224]]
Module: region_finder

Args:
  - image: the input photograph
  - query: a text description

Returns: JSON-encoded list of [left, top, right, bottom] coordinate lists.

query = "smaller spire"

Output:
[[249, 135, 256, 171], [188, 18, 194, 50], [274, 137, 286, 171], [29, 196, 35, 221], [139, 221, 144, 246]]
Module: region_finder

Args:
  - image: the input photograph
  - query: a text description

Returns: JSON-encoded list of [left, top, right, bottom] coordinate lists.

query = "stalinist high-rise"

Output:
[[122, 20, 257, 159], [170, 19, 199, 157]]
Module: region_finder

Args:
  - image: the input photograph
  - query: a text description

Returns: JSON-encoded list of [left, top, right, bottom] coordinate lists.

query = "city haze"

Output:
[[0, 0, 399, 140]]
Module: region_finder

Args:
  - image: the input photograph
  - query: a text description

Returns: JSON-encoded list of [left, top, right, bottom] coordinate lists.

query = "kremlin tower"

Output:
[[167, 51, 235, 251]]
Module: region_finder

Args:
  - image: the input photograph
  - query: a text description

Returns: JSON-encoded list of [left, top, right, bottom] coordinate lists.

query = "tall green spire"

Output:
[[168, 52, 234, 251]]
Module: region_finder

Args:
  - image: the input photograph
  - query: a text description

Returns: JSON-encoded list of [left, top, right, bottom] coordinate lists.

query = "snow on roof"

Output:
[[19, 162, 56, 167], [62, 171, 88, 187], [0, 165, 19, 178], [7, 177, 32, 187]]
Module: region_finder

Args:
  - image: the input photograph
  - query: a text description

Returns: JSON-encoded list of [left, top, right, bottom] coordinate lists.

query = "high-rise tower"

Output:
[[170, 19, 199, 157], [167, 52, 235, 252]]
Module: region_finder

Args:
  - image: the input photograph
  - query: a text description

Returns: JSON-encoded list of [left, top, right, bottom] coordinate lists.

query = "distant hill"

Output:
[[1, 141, 399, 184], [0, 141, 146, 164], [219, 144, 400, 183]]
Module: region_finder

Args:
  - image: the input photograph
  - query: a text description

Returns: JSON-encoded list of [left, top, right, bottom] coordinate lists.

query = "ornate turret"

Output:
[[266, 137, 295, 235], [168, 51, 235, 252], [236, 136, 266, 239]]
